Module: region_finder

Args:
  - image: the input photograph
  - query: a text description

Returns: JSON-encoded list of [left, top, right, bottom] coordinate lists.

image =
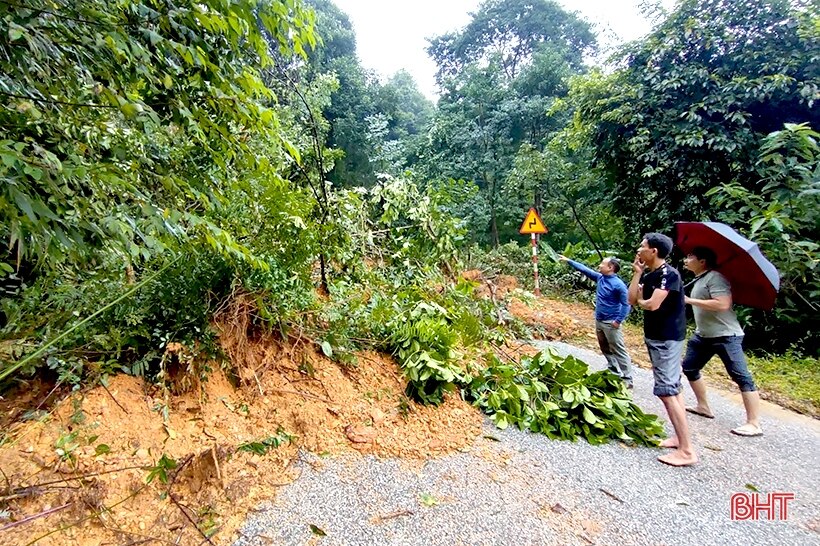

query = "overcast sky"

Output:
[[331, 0, 676, 100]]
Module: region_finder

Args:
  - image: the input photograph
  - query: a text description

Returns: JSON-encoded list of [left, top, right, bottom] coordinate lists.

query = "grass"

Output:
[[674, 349, 819, 419], [745, 351, 820, 418]]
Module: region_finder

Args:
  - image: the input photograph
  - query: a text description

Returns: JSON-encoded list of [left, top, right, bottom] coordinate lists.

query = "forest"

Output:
[[0, 0, 818, 417], [0, 0, 818, 542]]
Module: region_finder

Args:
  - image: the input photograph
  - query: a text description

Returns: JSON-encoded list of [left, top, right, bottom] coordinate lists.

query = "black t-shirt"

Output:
[[641, 263, 686, 341]]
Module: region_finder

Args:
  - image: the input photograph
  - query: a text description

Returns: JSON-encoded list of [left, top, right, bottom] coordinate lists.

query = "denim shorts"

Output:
[[682, 334, 757, 392], [645, 338, 685, 397]]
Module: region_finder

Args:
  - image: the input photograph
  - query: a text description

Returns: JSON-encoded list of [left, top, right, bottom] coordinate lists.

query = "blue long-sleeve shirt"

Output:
[[567, 260, 630, 323]]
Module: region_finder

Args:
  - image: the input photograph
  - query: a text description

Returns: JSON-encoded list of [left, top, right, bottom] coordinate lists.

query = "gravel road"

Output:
[[233, 341, 820, 546]]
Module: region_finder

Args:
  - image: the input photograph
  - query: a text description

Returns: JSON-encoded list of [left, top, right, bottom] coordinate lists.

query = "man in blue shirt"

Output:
[[559, 255, 633, 388]]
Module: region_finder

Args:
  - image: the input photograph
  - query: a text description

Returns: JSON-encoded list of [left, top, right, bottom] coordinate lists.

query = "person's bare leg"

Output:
[[660, 436, 679, 448], [660, 393, 688, 448], [686, 379, 714, 417], [657, 394, 698, 466], [741, 390, 761, 428]]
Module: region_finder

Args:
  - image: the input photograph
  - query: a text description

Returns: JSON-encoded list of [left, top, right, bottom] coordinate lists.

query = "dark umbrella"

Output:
[[674, 221, 780, 310]]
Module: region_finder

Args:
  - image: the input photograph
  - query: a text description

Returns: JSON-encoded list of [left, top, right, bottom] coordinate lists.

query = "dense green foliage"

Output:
[[468, 350, 664, 446], [706, 123, 819, 350], [427, 0, 595, 81], [391, 300, 471, 405], [1, 0, 316, 266], [575, 0, 818, 237], [0, 0, 816, 447], [0, 0, 330, 382]]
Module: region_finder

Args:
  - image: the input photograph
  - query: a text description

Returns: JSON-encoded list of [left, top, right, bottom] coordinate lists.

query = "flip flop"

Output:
[[731, 425, 763, 437], [685, 407, 715, 419]]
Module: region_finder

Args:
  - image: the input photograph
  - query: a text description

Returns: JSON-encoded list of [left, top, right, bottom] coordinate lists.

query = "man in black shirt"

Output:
[[628, 233, 697, 467]]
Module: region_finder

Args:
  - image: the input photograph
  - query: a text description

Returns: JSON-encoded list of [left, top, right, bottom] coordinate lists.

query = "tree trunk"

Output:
[[490, 212, 499, 249], [490, 176, 499, 248]]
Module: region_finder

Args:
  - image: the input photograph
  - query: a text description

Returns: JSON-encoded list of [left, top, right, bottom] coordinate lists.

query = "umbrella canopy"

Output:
[[674, 222, 780, 310]]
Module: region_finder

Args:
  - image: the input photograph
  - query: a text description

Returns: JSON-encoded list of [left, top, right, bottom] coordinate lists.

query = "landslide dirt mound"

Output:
[[462, 269, 588, 340], [0, 296, 482, 546]]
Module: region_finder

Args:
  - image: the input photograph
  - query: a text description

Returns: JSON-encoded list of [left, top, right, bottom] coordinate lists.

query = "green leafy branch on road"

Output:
[[467, 349, 665, 446], [372, 274, 664, 445]]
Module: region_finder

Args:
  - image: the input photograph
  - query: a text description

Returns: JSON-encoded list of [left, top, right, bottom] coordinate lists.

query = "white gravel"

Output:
[[233, 341, 820, 546]]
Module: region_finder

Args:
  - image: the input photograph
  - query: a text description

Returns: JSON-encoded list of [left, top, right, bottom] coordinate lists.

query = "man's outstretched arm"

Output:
[[558, 255, 601, 282]]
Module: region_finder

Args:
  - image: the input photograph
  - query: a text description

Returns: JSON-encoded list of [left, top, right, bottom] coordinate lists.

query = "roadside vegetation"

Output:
[[0, 0, 817, 542]]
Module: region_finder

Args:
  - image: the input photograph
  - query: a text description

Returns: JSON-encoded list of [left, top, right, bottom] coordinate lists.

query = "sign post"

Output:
[[518, 208, 548, 296]]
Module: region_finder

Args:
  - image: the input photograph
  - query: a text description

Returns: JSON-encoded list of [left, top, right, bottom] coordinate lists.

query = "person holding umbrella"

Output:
[[674, 221, 779, 437], [681, 246, 763, 437]]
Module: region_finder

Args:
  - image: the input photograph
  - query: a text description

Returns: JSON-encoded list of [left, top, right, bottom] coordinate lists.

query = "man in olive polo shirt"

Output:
[[682, 246, 762, 437]]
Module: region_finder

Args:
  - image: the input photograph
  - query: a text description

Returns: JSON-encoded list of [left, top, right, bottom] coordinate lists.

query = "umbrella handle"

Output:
[[683, 272, 709, 292]]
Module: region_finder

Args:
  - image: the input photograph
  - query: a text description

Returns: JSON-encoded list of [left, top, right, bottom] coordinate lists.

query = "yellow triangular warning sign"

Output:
[[519, 208, 548, 235]]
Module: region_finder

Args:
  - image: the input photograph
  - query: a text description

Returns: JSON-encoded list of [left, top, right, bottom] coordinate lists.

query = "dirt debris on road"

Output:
[[0, 309, 482, 546], [2, 285, 816, 546]]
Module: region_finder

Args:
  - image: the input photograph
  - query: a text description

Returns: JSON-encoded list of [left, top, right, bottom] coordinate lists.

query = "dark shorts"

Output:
[[645, 338, 685, 397], [682, 334, 757, 392]]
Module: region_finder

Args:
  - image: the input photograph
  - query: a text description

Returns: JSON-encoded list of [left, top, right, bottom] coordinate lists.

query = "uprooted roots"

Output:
[[213, 291, 280, 396]]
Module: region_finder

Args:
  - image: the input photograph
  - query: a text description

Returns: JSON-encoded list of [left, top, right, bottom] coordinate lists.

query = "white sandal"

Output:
[[731, 424, 763, 437]]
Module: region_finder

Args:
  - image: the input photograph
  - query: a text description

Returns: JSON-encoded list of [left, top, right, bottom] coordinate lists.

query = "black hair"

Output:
[[691, 246, 717, 269], [643, 232, 673, 259], [607, 257, 621, 273]]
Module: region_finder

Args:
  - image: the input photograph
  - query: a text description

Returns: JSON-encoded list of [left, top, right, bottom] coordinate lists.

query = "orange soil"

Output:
[[0, 278, 654, 546], [0, 302, 482, 546], [463, 269, 591, 343]]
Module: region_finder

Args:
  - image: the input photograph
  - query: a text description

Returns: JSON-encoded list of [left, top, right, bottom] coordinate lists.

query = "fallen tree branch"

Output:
[[489, 342, 521, 364], [6, 464, 147, 496], [165, 455, 215, 546], [24, 485, 147, 545], [599, 487, 624, 503], [0, 502, 73, 532], [121, 539, 154, 546], [102, 382, 129, 414], [0, 485, 78, 502], [168, 495, 214, 546], [0, 466, 12, 494], [99, 523, 181, 546], [371, 509, 414, 524], [197, 527, 221, 546], [211, 446, 222, 485]]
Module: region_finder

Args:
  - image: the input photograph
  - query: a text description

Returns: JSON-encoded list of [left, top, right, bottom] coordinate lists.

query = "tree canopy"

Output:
[[1, 0, 316, 270], [428, 0, 595, 83], [574, 0, 819, 237]]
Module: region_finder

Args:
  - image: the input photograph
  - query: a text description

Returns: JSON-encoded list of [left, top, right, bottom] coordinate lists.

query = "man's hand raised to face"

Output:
[[632, 255, 645, 275]]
